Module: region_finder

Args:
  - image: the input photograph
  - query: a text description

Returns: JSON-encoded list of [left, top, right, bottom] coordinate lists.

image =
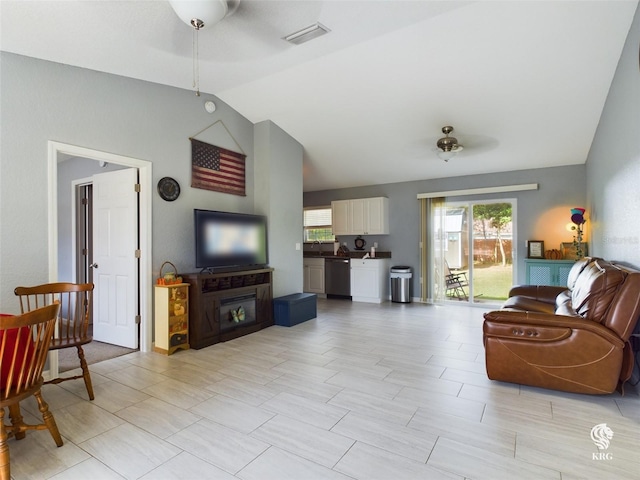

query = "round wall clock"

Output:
[[354, 235, 367, 250], [157, 177, 180, 201]]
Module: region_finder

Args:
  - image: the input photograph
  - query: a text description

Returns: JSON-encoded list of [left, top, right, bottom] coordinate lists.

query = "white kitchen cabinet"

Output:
[[303, 257, 325, 294], [350, 258, 390, 303], [349, 199, 366, 234], [332, 197, 389, 236], [331, 200, 351, 236], [363, 197, 388, 234]]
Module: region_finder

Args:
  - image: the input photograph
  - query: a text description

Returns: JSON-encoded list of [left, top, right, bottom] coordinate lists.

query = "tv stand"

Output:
[[182, 267, 274, 349], [199, 264, 268, 275]]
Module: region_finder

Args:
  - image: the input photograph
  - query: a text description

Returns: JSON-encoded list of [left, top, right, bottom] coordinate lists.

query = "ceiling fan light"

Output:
[[169, 0, 229, 30], [437, 150, 457, 162]]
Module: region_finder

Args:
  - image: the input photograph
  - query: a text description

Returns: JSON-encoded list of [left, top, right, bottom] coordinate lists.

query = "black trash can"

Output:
[[390, 266, 412, 303]]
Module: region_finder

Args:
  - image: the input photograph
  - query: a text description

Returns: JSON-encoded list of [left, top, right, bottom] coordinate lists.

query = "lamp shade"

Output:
[[571, 213, 584, 225], [169, 0, 228, 29], [437, 150, 457, 161], [570, 207, 586, 225]]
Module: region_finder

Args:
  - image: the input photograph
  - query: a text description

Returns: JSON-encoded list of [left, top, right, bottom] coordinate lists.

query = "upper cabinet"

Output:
[[331, 200, 351, 236], [332, 197, 389, 235]]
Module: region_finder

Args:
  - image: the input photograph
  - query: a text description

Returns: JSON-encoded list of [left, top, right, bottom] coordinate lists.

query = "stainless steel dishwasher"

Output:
[[325, 258, 351, 297]]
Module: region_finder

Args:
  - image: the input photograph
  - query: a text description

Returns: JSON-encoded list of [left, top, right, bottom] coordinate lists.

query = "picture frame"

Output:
[[528, 240, 545, 259]]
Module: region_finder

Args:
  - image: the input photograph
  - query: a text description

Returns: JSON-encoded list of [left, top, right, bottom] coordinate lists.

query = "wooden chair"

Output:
[[14, 283, 95, 400], [444, 261, 469, 301], [1, 304, 64, 480]]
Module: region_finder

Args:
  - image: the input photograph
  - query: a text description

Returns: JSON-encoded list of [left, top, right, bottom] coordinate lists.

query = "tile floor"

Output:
[[8, 299, 640, 479]]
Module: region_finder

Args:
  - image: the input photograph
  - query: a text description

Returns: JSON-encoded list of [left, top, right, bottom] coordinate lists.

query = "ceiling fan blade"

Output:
[[458, 134, 500, 154]]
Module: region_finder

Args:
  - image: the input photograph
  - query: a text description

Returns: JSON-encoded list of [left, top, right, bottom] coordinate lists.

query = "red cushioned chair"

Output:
[[1, 304, 63, 480]]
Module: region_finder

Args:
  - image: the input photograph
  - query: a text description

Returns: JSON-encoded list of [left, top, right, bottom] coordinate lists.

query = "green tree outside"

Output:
[[473, 203, 512, 267]]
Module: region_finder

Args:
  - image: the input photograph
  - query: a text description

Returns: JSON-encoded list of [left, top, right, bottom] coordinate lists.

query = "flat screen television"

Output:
[[194, 209, 268, 271]]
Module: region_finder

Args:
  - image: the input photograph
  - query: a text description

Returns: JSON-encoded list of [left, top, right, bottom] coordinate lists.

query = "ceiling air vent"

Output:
[[284, 22, 330, 45]]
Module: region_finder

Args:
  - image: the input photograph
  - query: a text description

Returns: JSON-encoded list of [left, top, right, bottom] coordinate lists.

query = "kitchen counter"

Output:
[[304, 252, 392, 299], [304, 251, 391, 259], [350, 257, 391, 303]]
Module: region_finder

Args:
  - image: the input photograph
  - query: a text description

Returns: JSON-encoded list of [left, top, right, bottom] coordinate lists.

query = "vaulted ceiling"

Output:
[[1, 1, 637, 191]]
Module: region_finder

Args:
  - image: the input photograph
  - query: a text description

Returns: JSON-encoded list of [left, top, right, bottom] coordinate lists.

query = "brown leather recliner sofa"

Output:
[[483, 257, 640, 394]]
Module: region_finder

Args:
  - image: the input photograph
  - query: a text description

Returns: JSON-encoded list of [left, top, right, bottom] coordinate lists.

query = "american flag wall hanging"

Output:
[[191, 139, 246, 196]]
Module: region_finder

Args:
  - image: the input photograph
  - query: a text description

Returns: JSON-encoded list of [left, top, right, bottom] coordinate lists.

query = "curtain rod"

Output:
[[417, 183, 538, 199]]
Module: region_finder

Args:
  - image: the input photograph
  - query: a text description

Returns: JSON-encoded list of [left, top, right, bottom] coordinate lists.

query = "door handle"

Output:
[[89, 263, 99, 269]]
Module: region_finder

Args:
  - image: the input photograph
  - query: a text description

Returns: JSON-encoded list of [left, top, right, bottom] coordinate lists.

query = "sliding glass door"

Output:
[[432, 199, 514, 305]]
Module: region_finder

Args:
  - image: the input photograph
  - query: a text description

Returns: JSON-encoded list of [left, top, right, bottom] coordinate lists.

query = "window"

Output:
[[303, 207, 335, 242]]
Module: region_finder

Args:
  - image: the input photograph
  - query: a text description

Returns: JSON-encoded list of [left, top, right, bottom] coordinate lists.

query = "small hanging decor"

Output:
[[190, 120, 247, 197]]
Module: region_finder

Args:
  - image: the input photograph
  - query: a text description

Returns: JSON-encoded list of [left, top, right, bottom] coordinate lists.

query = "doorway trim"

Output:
[[71, 177, 93, 286], [48, 141, 153, 352]]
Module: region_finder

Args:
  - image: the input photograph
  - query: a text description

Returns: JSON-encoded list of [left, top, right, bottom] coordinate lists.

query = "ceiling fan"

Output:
[[167, 1, 333, 95], [168, 0, 241, 30], [168, 0, 242, 95], [409, 125, 499, 163], [436, 126, 464, 162]]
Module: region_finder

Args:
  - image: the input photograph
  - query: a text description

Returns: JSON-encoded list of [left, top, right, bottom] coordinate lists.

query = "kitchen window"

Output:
[[303, 206, 335, 242]]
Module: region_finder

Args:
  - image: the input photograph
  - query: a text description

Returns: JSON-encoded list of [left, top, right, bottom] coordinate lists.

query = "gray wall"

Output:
[[587, 2, 640, 267], [254, 121, 304, 298], [586, 2, 640, 382], [0, 52, 299, 312], [304, 165, 586, 292]]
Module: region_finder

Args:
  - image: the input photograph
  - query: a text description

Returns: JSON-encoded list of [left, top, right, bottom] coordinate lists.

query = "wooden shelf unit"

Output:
[[154, 283, 190, 355], [182, 268, 274, 349]]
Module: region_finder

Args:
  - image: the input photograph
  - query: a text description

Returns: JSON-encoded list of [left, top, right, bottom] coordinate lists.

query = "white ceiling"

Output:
[[1, 1, 637, 192]]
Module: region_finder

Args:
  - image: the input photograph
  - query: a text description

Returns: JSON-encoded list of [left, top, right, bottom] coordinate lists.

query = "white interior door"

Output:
[[92, 168, 139, 348]]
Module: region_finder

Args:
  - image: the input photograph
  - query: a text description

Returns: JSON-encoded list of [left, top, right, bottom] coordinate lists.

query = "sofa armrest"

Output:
[[508, 285, 567, 304], [483, 310, 624, 347]]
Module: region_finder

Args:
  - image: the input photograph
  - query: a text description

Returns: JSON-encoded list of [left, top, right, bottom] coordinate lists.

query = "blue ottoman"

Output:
[[273, 293, 317, 327]]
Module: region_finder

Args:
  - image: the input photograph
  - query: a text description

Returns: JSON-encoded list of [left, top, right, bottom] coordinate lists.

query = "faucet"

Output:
[[312, 240, 322, 255]]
